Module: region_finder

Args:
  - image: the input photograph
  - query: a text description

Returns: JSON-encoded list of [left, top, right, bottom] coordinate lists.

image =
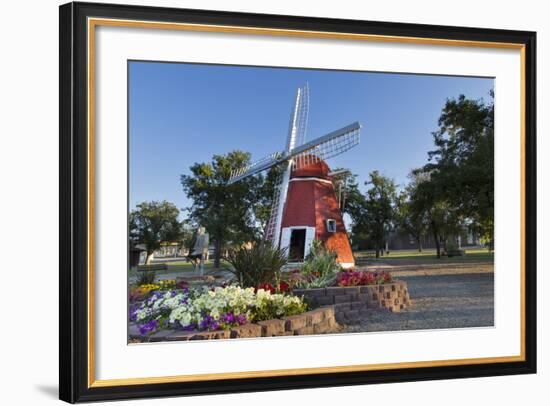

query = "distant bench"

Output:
[[137, 263, 194, 274], [137, 264, 168, 273], [354, 252, 376, 263]]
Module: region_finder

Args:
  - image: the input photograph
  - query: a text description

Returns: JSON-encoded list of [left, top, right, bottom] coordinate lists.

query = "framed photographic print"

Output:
[[59, 1, 537, 403]]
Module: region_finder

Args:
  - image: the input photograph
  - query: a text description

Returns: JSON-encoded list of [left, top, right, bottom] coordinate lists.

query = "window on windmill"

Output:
[[326, 219, 337, 233]]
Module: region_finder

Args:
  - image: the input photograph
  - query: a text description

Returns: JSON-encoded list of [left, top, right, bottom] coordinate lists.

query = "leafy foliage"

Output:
[[250, 291, 308, 322], [394, 172, 431, 252], [181, 151, 262, 267], [136, 271, 156, 286], [226, 242, 288, 288], [295, 240, 340, 288], [424, 93, 494, 242], [375, 93, 496, 258], [346, 171, 397, 257], [181, 151, 281, 267], [253, 162, 286, 235], [129, 200, 184, 263]]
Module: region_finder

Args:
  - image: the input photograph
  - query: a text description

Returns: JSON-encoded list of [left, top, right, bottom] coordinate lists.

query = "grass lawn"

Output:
[[129, 259, 232, 277], [354, 247, 494, 264]]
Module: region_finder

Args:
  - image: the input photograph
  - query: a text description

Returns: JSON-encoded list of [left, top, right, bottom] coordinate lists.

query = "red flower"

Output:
[[278, 281, 290, 293], [336, 270, 392, 286], [176, 280, 189, 289], [255, 283, 276, 293]]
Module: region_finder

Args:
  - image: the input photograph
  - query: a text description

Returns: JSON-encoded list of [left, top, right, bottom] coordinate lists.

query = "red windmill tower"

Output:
[[228, 84, 361, 268]]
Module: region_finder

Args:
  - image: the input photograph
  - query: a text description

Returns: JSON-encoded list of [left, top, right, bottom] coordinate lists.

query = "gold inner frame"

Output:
[[87, 17, 527, 388]]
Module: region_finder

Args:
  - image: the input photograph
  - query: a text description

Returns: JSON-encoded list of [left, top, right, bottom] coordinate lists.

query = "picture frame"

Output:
[[59, 1, 537, 403]]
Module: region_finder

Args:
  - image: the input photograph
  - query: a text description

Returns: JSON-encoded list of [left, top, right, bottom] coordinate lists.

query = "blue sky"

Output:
[[129, 61, 493, 218]]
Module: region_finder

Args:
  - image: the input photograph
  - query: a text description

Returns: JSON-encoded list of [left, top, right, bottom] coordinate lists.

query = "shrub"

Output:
[[250, 289, 308, 321], [295, 240, 340, 288], [136, 270, 156, 286], [227, 242, 287, 288]]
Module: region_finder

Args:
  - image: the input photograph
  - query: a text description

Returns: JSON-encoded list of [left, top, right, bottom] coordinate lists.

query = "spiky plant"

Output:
[[227, 242, 287, 288]]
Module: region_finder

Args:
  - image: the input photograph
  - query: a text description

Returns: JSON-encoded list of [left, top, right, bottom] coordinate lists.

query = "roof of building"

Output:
[[290, 157, 331, 180]]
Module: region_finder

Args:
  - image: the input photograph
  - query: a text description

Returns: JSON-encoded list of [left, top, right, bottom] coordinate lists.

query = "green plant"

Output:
[[250, 290, 308, 321], [297, 272, 338, 289], [295, 240, 340, 288], [445, 240, 458, 252], [227, 242, 287, 288], [136, 270, 156, 286]]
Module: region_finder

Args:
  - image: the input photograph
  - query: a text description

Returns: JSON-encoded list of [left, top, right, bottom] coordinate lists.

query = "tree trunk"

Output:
[[145, 250, 154, 265], [214, 238, 222, 268], [417, 237, 423, 253], [375, 247, 380, 258], [434, 237, 441, 259], [431, 220, 441, 259]]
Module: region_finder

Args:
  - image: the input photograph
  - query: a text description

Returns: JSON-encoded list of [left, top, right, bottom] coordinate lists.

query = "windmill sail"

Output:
[[228, 122, 360, 185], [290, 83, 309, 147], [269, 85, 309, 246], [263, 171, 283, 242], [292, 122, 360, 170]]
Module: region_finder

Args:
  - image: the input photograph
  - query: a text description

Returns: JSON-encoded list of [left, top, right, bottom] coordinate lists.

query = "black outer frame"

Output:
[[59, 1, 537, 403]]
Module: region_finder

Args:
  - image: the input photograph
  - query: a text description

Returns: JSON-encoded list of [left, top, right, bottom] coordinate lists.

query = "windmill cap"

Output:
[[291, 157, 331, 179]]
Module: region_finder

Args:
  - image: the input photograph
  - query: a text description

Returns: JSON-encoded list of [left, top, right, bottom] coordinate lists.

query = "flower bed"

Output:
[[336, 270, 392, 286], [129, 279, 186, 302], [129, 285, 323, 340], [129, 306, 339, 342]]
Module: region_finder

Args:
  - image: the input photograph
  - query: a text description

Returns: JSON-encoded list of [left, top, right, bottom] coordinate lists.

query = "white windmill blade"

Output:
[[285, 84, 310, 152], [228, 121, 361, 184], [227, 151, 282, 185], [295, 83, 309, 147], [290, 121, 361, 168]]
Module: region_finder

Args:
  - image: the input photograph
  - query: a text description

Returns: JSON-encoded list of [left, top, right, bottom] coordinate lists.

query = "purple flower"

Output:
[[218, 312, 235, 324], [139, 319, 159, 335], [129, 305, 139, 322], [209, 321, 220, 331], [236, 314, 247, 325], [183, 323, 197, 331], [199, 315, 214, 330]]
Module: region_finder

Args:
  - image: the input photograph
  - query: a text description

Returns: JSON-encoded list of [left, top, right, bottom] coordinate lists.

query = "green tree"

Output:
[[129, 201, 184, 264], [181, 151, 263, 267], [253, 163, 285, 235], [409, 170, 463, 258], [395, 178, 429, 252], [341, 176, 370, 250], [363, 171, 397, 258], [425, 93, 494, 243]]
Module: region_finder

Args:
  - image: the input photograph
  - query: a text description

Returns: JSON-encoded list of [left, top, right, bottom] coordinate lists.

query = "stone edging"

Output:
[[293, 281, 411, 324], [130, 305, 339, 342]]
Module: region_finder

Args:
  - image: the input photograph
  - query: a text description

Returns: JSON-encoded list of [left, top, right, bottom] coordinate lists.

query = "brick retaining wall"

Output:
[[293, 281, 411, 324], [130, 306, 339, 342]]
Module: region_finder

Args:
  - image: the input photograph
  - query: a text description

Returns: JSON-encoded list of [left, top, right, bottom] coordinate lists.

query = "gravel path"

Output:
[[343, 273, 494, 333]]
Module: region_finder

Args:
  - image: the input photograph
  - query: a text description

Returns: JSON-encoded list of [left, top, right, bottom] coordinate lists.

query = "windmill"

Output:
[[228, 84, 361, 268]]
